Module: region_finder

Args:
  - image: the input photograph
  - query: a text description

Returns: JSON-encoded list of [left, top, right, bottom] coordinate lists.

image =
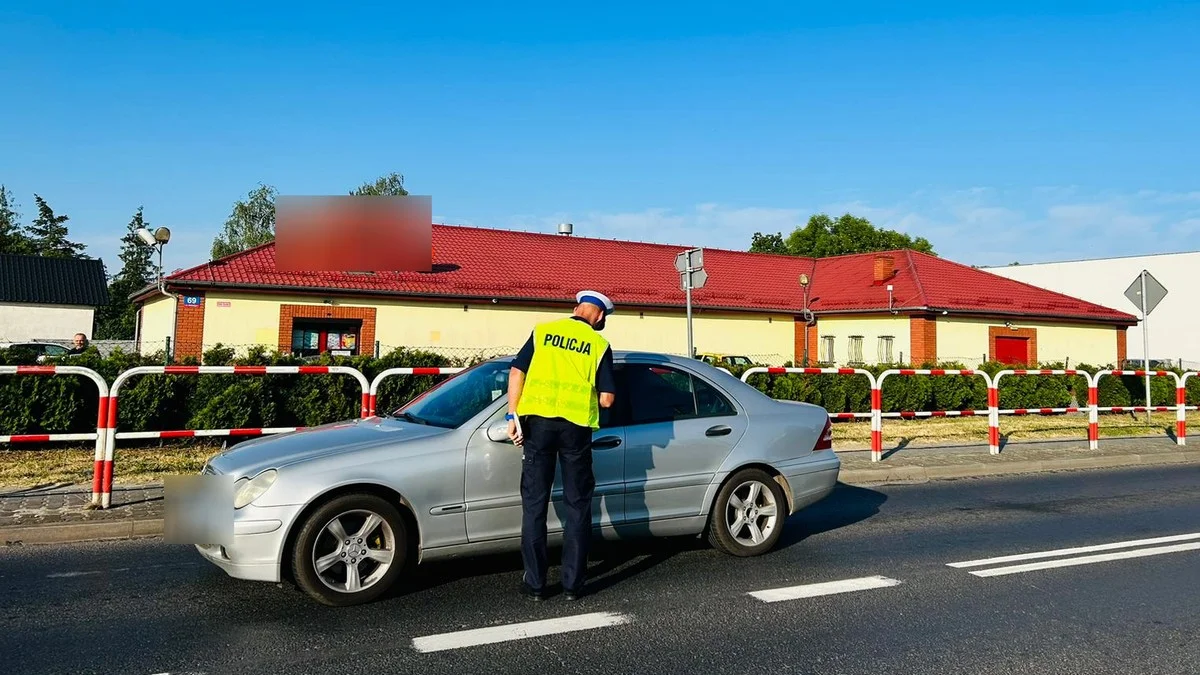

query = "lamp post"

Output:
[[136, 227, 174, 361], [799, 273, 813, 366]]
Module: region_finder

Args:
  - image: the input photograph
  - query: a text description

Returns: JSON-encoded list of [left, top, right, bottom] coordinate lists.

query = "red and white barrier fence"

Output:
[[98, 365, 372, 508], [0, 365, 111, 505], [989, 369, 1085, 455], [876, 369, 994, 460], [367, 367, 466, 416], [1089, 370, 1185, 450], [740, 367, 881, 460]]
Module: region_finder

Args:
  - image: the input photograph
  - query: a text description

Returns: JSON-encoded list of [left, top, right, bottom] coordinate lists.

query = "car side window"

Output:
[[694, 376, 736, 417], [622, 363, 736, 425]]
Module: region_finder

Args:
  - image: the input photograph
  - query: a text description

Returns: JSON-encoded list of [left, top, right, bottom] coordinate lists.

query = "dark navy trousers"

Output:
[[519, 414, 595, 593]]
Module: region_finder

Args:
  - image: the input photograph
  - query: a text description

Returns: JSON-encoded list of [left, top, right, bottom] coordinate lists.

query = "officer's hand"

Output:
[[507, 418, 523, 446]]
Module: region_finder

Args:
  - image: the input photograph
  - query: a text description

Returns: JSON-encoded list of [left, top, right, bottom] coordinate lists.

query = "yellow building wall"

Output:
[[138, 296, 174, 355], [196, 292, 795, 363], [815, 315, 911, 365], [937, 318, 1117, 366]]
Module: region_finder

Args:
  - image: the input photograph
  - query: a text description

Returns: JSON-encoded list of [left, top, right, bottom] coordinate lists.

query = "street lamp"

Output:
[[799, 273, 814, 366], [135, 226, 175, 361]]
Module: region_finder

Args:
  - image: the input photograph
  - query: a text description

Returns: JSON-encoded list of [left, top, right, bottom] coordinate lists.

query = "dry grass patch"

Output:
[[833, 411, 1194, 447], [0, 444, 222, 488]]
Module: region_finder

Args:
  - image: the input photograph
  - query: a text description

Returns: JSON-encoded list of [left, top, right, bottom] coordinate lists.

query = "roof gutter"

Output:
[[136, 281, 1138, 327], [140, 280, 802, 316], [815, 305, 1137, 326]]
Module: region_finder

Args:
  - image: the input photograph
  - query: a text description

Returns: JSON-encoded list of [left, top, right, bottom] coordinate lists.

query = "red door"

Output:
[[995, 336, 1029, 365]]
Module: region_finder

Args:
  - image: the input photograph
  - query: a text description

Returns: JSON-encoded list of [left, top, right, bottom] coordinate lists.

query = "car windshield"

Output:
[[391, 359, 510, 428]]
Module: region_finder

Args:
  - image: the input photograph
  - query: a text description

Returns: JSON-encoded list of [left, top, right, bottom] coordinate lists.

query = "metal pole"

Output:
[[1141, 271, 1151, 423], [685, 277, 694, 359]]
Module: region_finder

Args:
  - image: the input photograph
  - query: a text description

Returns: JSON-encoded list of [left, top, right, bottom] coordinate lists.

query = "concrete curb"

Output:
[[840, 450, 1200, 485], [1, 518, 163, 546]]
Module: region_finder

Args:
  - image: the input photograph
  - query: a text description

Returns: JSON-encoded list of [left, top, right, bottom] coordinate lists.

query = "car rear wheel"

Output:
[[291, 493, 408, 606], [707, 468, 786, 557]]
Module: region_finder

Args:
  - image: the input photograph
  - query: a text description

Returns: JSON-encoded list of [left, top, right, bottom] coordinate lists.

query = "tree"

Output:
[[96, 207, 157, 339], [352, 172, 408, 196], [0, 186, 33, 255], [749, 232, 787, 255], [26, 194, 87, 258], [210, 183, 278, 260], [750, 213, 936, 258]]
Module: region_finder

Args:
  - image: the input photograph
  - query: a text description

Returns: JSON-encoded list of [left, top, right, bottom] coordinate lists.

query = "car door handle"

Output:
[[592, 436, 622, 449], [705, 425, 733, 437]]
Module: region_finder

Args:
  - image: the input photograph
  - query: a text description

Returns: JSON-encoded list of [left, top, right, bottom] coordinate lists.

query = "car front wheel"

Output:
[[707, 468, 786, 557], [291, 493, 408, 606]]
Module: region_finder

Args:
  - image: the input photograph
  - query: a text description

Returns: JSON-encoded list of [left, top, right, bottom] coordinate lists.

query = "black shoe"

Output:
[[520, 582, 546, 601], [563, 587, 585, 601]]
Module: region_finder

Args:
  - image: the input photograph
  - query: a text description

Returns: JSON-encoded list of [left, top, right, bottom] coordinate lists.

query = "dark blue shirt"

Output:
[[511, 316, 616, 394]]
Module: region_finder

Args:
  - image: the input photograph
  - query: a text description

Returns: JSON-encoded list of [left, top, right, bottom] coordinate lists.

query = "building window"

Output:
[[848, 336, 864, 364], [820, 336, 835, 363], [878, 336, 895, 363], [291, 319, 363, 357]]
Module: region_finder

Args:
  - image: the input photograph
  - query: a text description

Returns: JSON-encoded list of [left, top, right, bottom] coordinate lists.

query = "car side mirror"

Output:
[[486, 420, 511, 443]]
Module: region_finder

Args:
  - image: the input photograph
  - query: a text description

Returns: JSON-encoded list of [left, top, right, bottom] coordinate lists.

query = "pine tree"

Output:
[[0, 186, 33, 255], [27, 194, 88, 258], [96, 207, 157, 339]]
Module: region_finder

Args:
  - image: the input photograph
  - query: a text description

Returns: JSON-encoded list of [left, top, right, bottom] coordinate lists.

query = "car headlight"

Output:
[[233, 469, 278, 509]]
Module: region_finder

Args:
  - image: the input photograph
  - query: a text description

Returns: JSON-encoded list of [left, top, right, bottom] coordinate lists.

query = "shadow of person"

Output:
[[773, 482, 888, 550]]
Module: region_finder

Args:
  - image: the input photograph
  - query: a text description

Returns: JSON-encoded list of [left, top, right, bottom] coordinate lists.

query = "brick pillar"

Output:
[[794, 318, 818, 365], [174, 294, 205, 362], [909, 315, 937, 366], [1116, 326, 1128, 365]]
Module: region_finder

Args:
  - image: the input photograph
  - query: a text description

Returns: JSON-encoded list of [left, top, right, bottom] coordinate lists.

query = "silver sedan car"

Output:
[[196, 351, 840, 606]]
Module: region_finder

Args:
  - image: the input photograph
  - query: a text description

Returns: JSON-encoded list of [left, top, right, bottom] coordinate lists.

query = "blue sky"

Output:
[[1, 1, 1198, 275]]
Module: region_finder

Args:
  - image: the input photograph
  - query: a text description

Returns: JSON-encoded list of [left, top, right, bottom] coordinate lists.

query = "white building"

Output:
[[985, 251, 1200, 368], [0, 254, 109, 343]]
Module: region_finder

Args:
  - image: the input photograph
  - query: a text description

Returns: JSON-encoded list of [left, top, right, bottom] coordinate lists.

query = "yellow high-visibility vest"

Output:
[[516, 317, 609, 429]]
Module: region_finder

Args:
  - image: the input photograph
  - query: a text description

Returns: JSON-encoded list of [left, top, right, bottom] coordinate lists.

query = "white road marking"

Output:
[[411, 611, 633, 653], [748, 575, 903, 603], [968, 542, 1200, 577], [947, 532, 1200, 569]]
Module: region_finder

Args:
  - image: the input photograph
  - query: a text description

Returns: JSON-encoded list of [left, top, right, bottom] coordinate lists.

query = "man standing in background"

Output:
[[506, 290, 617, 601]]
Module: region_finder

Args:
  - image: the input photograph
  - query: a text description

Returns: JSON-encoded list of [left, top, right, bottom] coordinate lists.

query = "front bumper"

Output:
[[194, 503, 304, 583]]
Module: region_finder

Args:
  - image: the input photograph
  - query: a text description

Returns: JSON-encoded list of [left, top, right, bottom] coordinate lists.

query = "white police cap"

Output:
[[576, 290, 614, 315]]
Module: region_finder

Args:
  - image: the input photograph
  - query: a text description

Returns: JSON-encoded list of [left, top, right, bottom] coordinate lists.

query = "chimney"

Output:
[[558, 222, 574, 236], [873, 254, 895, 283]]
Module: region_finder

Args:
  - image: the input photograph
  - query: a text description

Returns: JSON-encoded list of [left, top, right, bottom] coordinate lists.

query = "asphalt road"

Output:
[[2, 465, 1199, 675]]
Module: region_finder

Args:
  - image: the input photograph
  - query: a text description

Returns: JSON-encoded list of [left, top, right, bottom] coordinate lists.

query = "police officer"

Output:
[[506, 290, 617, 601]]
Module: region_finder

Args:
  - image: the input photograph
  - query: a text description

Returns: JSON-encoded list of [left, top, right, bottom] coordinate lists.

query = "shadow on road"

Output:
[[387, 482, 887, 599], [774, 481, 888, 550]]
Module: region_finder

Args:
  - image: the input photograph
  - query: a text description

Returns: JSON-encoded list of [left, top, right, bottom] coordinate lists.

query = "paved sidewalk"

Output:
[[1, 436, 1196, 545]]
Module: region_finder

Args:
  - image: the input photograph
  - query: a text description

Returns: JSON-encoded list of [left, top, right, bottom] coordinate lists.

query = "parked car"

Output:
[[0, 341, 70, 362], [195, 351, 840, 606], [697, 352, 755, 367]]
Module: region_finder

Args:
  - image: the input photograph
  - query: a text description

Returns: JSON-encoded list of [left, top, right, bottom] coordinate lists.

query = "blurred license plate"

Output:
[[163, 474, 234, 547]]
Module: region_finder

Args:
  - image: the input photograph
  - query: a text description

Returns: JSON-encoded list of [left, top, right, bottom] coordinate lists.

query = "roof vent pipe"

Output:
[[558, 223, 574, 236]]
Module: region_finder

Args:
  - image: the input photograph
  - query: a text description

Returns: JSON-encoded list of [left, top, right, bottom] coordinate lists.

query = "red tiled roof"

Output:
[[159, 224, 1136, 325]]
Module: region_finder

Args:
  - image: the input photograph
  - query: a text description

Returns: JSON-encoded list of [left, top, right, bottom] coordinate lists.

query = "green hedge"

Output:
[[0, 344, 476, 436], [1, 346, 1197, 437], [730, 360, 1200, 414]]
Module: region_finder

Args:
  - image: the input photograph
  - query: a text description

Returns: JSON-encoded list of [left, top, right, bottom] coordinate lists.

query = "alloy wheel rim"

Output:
[[312, 509, 396, 594], [725, 480, 778, 546]]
